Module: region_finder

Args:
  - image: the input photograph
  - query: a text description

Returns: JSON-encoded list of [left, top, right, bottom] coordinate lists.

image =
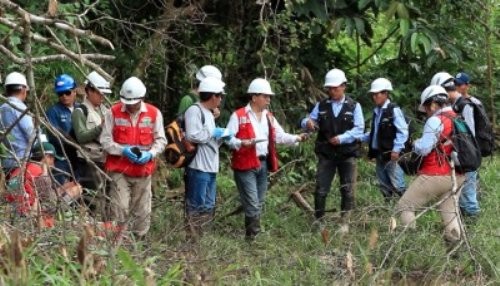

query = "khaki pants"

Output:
[[396, 175, 465, 242], [108, 172, 152, 236]]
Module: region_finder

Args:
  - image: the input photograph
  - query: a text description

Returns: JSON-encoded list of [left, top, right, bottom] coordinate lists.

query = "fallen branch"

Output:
[[290, 191, 314, 213]]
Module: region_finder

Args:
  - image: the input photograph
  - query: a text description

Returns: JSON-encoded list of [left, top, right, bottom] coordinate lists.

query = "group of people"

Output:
[[0, 65, 485, 246]]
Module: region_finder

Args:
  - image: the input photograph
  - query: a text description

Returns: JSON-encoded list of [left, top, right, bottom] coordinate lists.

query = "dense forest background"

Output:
[[0, 0, 499, 285]]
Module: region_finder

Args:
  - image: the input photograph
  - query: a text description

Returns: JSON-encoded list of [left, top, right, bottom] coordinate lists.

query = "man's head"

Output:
[[368, 78, 393, 107], [454, 72, 470, 96], [120, 76, 146, 113], [85, 71, 112, 107], [31, 142, 63, 166], [54, 74, 77, 107], [196, 65, 222, 82], [4, 72, 29, 100], [198, 77, 225, 109], [324, 68, 347, 101], [247, 78, 274, 110]]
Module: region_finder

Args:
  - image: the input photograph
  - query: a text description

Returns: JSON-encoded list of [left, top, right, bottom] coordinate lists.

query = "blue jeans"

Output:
[[459, 171, 479, 216], [185, 167, 217, 215], [375, 156, 406, 198], [234, 160, 268, 218]]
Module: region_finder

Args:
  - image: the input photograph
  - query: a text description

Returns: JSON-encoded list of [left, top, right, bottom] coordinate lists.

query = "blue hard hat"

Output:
[[54, 74, 76, 93]]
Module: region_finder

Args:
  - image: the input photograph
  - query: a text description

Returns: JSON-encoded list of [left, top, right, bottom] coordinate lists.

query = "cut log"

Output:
[[290, 191, 314, 213]]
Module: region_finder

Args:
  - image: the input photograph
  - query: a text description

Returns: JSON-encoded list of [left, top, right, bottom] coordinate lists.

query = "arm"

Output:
[[300, 103, 320, 129], [392, 107, 409, 152], [338, 103, 365, 144], [185, 105, 212, 144], [149, 110, 168, 157], [225, 112, 242, 149], [462, 104, 475, 137], [99, 110, 123, 156], [413, 116, 442, 156], [273, 116, 300, 145], [71, 108, 102, 144]]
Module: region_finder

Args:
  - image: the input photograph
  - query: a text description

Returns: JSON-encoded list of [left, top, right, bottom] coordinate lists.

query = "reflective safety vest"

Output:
[[231, 108, 278, 172], [104, 103, 157, 177]]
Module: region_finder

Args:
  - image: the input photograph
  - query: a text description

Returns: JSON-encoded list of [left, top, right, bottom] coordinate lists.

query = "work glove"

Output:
[[123, 146, 139, 162], [136, 151, 153, 165], [212, 127, 233, 140]]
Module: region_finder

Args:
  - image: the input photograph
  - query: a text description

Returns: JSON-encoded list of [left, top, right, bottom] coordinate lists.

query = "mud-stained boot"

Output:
[[185, 214, 201, 240], [245, 216, 260, 240]]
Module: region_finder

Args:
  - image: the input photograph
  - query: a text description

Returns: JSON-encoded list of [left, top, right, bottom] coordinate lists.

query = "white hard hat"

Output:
[[430, 72, 454, 86], [4, 72, 29, 90], [198, 76, 225, 94], [419, 85, 448, 112], [196, 65, 222, 81], [119, 76, 146, 105], [368, 78, 393, 93], [324, 68, 347, 87], [85, 71, 112, 94], [247, 78, 275, 95]]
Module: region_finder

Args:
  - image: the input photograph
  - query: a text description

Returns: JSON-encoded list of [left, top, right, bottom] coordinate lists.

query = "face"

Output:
[[87, 88, 104, 106], [424, 102, 439, 117], [251, 94, 271, 110], [41, 154, 55, 167], [58, 89, 76, 107], [208, 93, 223, 109], [326, 83, 346, 101], [371, 91, 388, 107], [125, 101, 142, 113], [455, 83, 468, 95]]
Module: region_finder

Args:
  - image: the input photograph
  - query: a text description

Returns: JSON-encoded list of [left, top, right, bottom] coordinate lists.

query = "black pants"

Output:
[[314, 156, 356, 219]]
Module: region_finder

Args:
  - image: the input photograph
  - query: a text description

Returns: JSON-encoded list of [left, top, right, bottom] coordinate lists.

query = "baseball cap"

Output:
[[455, 72, 470, 85], [32, 142, 64, 160]]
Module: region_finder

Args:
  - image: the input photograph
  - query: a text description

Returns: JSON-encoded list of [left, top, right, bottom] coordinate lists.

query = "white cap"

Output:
[[119, 77, 146, 105], [247, 78, 275, 95], [198, 77, 225, 94], [324, 68, 347, 87], [430, 72, 454, 86], [4, 72, 29, 90], [419, 85, 448, 112], [368, 78, 393, 93], [85, 71, 112, 94], [196, 65, 222, 81]]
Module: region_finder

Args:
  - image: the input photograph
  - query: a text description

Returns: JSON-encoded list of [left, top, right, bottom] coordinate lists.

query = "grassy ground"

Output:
[[1, 150, 499, 285]]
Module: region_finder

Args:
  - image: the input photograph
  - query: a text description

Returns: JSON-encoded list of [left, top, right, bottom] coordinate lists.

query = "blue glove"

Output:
[[223, 130, 235, 141], [123, 147, 139, 162], [136, 151, 153, 165], [212, 127, 226, 140]]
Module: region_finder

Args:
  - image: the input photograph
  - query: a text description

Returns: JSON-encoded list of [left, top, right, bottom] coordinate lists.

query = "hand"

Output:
[[212, 127, 231, 140], [136, 151, 153, 165], [212, 107, 221, 119], [241, 139, 256, 147], [296, 133, 309, 142], [328, 136, 340, 146], [123, 146, 139, 162], [306, 119, 317, 131], [390, 151, 400, 161]]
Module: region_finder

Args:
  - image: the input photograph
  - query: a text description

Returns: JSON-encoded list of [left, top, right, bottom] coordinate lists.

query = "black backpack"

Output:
[[453, 97, 495, 157], [442, 114, 482, 173], [164, 104, 205, 168]]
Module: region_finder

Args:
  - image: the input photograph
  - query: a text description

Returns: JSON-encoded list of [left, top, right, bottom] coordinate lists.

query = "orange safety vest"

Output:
[[231, 108, 278, 172], [419, 111, 455, 176], [104, 103, 157, 177]]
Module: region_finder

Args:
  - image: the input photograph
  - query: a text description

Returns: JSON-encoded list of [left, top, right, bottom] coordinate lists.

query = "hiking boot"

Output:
[[245, 215, 260, 240]]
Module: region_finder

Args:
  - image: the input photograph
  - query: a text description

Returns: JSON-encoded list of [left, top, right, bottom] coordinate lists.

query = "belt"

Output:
[[258, 155, 267, 161]]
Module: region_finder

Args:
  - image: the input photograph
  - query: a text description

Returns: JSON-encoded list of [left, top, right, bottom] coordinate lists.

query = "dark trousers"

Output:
[[314, 156, 356, 219]]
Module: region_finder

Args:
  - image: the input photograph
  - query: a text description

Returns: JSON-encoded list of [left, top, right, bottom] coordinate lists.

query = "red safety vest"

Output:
[[419, 111, 455, 176], [104, 103, 157, 177], [231, 108, 278, 172], [4, 163, 43, 214]]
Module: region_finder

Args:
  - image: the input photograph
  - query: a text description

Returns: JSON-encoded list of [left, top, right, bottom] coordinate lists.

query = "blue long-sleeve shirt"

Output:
[[0, 97, 35, 169], [301, 96, 365, 144], [46, 102, 78, 153], [361, 100, 409, 152]]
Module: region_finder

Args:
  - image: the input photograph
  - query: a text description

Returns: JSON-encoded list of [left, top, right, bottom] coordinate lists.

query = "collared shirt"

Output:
[[361, 100, 409, 152], [0, 97, 35, 169], [184, 102, 219, 173], [226, 104, 300, 155], [46, 101, 78, 153], [301, 96, 365, 144], [99, 101, 167, 157], [414, 106, 453, 156], [71, 98, 108, 144]]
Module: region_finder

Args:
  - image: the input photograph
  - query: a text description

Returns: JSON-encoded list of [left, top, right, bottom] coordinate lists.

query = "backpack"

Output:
[[453, 97, 495, 157], [442, 114, 482, 173], [164, 104, 205, 168]]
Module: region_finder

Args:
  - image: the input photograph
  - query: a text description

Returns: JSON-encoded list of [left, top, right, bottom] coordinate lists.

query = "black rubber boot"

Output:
[[245, 216, 260, 239]]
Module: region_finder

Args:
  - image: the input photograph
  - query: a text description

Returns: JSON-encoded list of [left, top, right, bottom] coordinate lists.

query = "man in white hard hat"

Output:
[[71, 71, 111, 214], [183, 76, 230, 238], [0, 72, 35, 172], [226, 78, 306, 239], [361, 78, 409, 201], [396, 85, 465, 248], [301, 68, 365, 232], [100, 76, 167, 237], [177, 65, 223, 116]]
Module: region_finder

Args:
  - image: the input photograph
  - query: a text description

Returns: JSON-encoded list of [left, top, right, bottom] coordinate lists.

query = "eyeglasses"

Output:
[[57, 90, 73, 97], [215, 93, 223, 98]]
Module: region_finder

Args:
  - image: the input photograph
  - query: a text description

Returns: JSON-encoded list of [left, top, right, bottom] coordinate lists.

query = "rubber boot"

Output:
[[245, 216, 260, 240]]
